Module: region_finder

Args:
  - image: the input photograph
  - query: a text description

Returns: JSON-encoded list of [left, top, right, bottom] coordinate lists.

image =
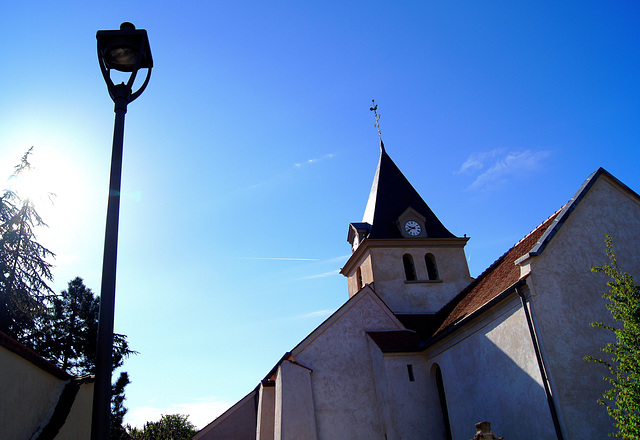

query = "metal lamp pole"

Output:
[[92, 22, 153, 440]]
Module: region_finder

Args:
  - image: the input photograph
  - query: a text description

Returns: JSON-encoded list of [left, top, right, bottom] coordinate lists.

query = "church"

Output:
[[194, 141, 640, 440]]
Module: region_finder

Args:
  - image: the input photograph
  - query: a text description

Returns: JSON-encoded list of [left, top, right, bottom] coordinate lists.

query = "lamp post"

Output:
[[92, 22, 152, 440]]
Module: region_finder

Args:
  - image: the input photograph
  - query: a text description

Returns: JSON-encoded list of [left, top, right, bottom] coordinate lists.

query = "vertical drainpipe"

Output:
[[515, 285, 565, 440]]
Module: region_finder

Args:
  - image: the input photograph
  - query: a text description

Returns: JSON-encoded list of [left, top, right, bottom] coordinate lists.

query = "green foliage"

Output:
[[127, 414, 198, 440], [35, 277, 136, 438], [111, 372, 132, 440], [588, 236, 640, 439], [1, 151, 136, 438], [34, 277, 135, 376], [0, 148, 54, 341]]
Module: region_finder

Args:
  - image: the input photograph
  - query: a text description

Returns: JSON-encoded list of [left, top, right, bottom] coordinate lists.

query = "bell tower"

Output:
[[340, 142, 473, 314]]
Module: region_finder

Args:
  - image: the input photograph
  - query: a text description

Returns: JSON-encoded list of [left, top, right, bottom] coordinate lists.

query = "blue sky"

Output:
[[2, 0, 640, 429]]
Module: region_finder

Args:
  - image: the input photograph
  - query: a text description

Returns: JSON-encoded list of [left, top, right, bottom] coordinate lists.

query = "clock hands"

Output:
[[404, 221, 421, 236]]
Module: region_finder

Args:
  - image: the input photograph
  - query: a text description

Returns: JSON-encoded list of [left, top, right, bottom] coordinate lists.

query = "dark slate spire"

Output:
[[362, 142, 455, 239]]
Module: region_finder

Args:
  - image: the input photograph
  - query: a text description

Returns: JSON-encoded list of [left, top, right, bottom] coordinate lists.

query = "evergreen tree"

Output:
[[1, 150, 136, 437], [588, 235, 640, 439], [111, 372, 132, 440], [35, 277, 136, 438], [0, 148, 54, 342], [34, 277, 135, 376]]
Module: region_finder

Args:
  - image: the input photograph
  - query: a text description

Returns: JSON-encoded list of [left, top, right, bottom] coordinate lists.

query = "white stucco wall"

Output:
[[292, 290, 404, 440], [194, 390, 257, 440], [526, 176, 640, 439], [56, 380, 94, 440], [380, 353, 446, 440], [256, 383, 275, 440], [425, 295, 556, 440], [347, 252, 374, 297], [0, 346, 68, 439], [274, 361, 317, 440], [369, 245, 473, 313]]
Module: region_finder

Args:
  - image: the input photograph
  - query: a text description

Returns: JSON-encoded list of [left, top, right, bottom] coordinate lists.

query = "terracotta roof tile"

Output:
[[434, 209, 561, 336]]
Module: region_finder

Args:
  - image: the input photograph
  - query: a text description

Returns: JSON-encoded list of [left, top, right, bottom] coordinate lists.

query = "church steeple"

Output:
[[341, 141, 472, 314], [361, 142, 455, 240]]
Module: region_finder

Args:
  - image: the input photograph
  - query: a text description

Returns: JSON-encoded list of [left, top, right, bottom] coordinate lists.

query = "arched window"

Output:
[[356, 267, 363, 290], [432, 364, 452, 440], [425, 253, 439, 280], [403, 254, 417, 281]]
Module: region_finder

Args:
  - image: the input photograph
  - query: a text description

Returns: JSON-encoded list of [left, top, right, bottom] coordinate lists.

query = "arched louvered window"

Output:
[[425, 253, 439, 280], [403, 254, 417, 281]]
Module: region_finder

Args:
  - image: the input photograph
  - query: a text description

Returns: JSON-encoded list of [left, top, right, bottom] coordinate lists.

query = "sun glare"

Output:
[[5, 151, 57, 213], [2, 148, 98, 232], [2, 146, 107, 291], [7, 166, 53, 207]]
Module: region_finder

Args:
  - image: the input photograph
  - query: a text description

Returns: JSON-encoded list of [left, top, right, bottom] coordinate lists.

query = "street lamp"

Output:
[[92, 22, 153, 440]]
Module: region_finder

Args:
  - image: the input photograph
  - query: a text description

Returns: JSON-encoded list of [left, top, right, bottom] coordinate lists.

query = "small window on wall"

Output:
[[407, 364, 415, 382], [403, 254, 417, 281], [425, 253, 439, 280], [356, 267, 363, 290]]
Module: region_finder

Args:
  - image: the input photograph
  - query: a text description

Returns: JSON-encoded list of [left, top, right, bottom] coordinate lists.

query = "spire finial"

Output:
[[370, 100, 382, 142], [369, 100, 385, 153]]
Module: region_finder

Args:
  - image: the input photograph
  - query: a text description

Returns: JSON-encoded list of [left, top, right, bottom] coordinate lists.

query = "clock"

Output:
[[404, 220, 421, 236]]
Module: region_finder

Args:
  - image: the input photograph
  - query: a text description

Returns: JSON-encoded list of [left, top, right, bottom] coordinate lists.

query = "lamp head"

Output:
[[97, 22, 153, 73], [97, 22, 153, 104]]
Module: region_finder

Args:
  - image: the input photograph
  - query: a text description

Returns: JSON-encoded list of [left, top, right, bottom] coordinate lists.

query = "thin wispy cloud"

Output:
[[294, 153, 335, 168], [457, 149, 551, 191], [261, 308, 337, 326], [457, 149, 504, 174], [221, 153, 336, 198], [300, 269, 340, 279], [325, 254, 352, 264], [232, 257, 320, 261], [229, 254, 349, 264], [292, 309, 336, 320]]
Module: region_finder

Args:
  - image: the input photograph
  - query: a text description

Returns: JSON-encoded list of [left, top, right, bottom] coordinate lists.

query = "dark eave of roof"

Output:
[[367, 329, 423, 352], [368, 313, 442, 352], [361, 141, 455, 240], [395, 313, 441, 340]]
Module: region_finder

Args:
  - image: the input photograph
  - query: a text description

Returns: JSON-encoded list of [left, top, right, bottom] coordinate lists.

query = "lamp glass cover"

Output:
[[107, 47, 138, 71]]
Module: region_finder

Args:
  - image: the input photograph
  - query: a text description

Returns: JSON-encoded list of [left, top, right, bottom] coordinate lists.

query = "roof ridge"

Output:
[[511, 206, 565, 250], [468, 209, 560, 290]]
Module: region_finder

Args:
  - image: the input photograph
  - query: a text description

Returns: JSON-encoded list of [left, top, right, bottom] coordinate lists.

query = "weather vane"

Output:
[[370, 100, 382, 141]]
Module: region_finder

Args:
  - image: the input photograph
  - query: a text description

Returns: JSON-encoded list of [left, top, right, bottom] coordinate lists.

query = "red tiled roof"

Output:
[[434, 210, 561, 336]]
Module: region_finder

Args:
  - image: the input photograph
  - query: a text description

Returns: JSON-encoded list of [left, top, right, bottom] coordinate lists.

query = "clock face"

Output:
[[404, 220, 421, 236]]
